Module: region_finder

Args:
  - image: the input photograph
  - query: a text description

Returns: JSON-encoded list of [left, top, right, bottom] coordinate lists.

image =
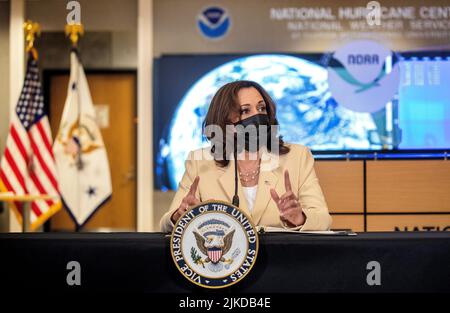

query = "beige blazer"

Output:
[[160, 143, 332, 232]]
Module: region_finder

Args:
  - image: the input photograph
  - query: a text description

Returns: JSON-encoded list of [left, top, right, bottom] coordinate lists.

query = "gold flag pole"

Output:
[[65, 23, 85, 214], [13, 20, 42, 231], [65, 23, 84, 48], [23, 20, 40, 60]]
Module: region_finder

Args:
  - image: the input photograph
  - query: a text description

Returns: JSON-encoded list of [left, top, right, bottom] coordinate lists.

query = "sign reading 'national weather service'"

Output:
[[171, 201, 259, 289]]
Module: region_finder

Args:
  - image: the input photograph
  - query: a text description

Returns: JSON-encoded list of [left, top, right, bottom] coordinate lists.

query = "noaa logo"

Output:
[[170, 201, 258, 289], [196, 6, 230, 40], [327, 40, 400, 113]]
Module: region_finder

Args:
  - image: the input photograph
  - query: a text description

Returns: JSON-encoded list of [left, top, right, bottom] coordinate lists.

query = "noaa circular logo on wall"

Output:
[[170, 201, 258, 289], [196, 6, 231, 40], [327, 40, 400, 113]]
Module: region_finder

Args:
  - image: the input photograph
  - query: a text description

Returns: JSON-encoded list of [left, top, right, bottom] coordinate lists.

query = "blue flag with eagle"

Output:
[[53, 51, 112, 228]]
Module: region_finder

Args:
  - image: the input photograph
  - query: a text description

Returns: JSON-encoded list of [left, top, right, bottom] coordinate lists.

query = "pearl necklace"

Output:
[[239, 168, 260, 182]]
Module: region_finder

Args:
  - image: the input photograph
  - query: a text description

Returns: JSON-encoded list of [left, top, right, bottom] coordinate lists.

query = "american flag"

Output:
[[0, 53, 61, 230], [207, 248, 223, 264]]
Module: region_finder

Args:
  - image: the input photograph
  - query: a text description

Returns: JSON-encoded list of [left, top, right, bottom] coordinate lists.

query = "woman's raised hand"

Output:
[[270, 170, 305, 227]]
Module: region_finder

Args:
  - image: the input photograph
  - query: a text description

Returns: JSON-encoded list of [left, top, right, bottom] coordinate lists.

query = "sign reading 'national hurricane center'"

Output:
[[170, 201, 259, 289]]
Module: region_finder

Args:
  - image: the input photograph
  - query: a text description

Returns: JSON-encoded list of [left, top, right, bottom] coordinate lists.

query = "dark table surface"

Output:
[[1, 232, 449, 293]]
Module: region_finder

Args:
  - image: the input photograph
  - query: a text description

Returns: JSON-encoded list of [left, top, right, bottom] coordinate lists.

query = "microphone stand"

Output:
[[232, 136, 239, 207]]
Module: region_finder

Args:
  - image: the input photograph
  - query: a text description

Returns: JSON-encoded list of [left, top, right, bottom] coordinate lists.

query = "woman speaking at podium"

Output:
[[160, 80, 332, 232]]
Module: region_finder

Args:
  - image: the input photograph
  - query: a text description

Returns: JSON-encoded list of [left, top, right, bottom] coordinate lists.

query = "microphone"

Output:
[[232, 136, 239, 207]]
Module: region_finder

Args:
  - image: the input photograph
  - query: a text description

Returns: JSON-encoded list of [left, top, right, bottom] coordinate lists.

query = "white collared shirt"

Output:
[[242, 185, 258, 213]]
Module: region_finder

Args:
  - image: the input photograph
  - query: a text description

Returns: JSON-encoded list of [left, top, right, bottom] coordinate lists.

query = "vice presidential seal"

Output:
[[170, 201, 259, 289]]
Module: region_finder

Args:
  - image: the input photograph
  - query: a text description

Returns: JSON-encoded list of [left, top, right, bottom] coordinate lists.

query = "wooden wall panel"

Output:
[[367, 215, 450, 232], [330, 214, 364, 232], [315, 161, 364, 213], [367, 160, 450, 213]]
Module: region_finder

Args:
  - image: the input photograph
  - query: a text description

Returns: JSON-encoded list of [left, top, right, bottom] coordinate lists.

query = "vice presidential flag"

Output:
[[0, 52, 61, 230], [53, 51, 112, 227]]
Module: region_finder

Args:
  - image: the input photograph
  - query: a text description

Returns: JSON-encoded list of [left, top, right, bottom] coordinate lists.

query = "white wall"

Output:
[[154, 0, 450, 56], [0, 0, 10, 232], [27, 0, 137, 69], [0, 1, 10, 158]]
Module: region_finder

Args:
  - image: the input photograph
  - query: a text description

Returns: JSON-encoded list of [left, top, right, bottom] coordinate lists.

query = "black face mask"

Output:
[[234, 114, 271, 152]]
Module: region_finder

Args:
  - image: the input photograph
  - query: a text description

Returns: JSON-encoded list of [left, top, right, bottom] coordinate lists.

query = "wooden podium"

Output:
[[0, 193, 57, 232]]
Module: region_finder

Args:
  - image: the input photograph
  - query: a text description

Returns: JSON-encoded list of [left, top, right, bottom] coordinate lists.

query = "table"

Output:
[[0, 232, 449, 293], [0, 193, 57, 232]]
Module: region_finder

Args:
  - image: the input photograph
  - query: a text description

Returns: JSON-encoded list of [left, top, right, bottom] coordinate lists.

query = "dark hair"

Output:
[[203, 80, 290, 167]]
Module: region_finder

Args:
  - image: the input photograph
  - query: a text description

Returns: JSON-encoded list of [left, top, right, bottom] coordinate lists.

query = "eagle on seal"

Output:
[[193, 229, 235, 264]]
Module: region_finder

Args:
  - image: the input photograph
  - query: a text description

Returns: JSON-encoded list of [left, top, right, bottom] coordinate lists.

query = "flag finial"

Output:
[[23, 20, 40, 60], [65, 23, 84, 48]]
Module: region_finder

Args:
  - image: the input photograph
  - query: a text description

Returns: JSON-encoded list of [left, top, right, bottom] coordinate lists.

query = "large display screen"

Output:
[[153, 53, 450, 190]]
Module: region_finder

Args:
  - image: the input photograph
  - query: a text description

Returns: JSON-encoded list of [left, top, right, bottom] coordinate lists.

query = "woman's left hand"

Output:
[[270, 170, 306, 228]]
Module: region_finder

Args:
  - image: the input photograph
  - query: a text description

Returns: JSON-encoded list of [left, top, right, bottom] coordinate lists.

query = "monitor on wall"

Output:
[[153, 53, 450, 190]]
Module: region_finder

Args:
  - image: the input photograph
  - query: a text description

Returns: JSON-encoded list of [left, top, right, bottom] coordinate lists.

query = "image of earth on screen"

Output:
[[153, 54, 450, 190]]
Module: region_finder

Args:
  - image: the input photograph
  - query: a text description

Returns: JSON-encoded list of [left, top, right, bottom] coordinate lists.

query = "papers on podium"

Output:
[[257, 226, 357, 236]]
